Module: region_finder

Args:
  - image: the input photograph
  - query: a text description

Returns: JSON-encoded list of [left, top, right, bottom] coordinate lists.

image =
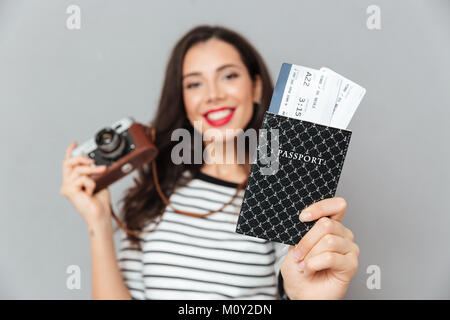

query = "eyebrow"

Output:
[[182, 63, 241, 80]]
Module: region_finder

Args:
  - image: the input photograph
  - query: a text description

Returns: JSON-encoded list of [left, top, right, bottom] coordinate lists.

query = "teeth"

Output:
[[206, 109, 233, 120]]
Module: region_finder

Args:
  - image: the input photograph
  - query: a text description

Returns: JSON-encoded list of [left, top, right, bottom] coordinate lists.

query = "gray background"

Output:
[[0, 0, 449, 299]]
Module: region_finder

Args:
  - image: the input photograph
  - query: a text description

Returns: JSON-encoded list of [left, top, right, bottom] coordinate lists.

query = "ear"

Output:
[[252, 75, 263, 104]]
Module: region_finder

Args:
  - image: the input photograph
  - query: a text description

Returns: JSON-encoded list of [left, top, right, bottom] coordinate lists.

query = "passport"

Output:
[[235, 62, 363, 246], [235, 112, 352, 246]]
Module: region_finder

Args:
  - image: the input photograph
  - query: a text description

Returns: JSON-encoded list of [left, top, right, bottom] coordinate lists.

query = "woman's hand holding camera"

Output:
[[60, 142, 112, 229]]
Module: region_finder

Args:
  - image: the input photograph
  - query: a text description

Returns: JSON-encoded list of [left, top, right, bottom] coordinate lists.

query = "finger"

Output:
[[73, 175, 96, 195], [63, 156, 95, 178], [299, 197, 347, 223], [68, 165, 107, 181], [293, 217, 353, 261], [305, 234, 358, 260], [64, 155, 95, 169], [65, 142, 78, 160], [303, 252, 358, 276]]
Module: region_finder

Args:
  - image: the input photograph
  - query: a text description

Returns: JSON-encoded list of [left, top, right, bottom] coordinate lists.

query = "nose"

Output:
[[205, 80, 225, 104]]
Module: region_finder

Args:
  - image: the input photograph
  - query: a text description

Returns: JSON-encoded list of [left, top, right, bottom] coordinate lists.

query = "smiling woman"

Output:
[[114, 26, 281, 300], [119, 26, 273, 245], [182, 41, 262, 131], [60, 25, 359, 300]]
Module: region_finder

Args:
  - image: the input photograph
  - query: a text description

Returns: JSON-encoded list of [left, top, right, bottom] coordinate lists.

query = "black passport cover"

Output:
[[236, 112, 352, 246]]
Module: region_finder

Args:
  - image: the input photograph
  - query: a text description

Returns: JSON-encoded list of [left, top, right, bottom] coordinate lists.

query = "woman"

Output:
[[60, 25, 359, 300]]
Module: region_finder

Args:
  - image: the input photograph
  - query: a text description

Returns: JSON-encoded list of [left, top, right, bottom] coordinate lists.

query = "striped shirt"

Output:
[[117, 170, 289, 300]]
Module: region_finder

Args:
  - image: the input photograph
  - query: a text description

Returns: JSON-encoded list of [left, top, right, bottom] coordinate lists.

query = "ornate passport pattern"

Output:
[[236, 112, 352, 246]]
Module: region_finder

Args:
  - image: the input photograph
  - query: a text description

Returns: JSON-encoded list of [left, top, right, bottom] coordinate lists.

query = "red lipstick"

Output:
[[203, 107, 236, 127]]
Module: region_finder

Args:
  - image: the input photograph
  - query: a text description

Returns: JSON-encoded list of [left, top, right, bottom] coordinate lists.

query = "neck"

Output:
[[201, 139, 250, 185], [200, 163, 249, 185]]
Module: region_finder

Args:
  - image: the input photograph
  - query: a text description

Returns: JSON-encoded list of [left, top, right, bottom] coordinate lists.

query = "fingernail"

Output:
[[300, 211, 312, 222], [294, 247, 303, 261], [297, 261, 305, 273]]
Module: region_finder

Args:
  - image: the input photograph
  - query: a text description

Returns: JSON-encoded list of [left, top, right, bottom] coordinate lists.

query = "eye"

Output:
[[225, 72, 239, 80], [185, 82, 201, 89]]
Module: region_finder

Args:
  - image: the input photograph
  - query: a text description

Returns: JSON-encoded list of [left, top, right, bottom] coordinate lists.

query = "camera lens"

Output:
[[95, 127, 127, 160]]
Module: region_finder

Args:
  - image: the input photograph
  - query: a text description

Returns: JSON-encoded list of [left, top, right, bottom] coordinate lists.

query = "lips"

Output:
[[203, 106, 236, 127]]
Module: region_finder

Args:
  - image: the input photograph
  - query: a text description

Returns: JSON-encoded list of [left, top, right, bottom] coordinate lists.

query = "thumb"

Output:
[[283, 245, 302, 267], [281, 245, 312, 280], [95, 188, 111, 208]]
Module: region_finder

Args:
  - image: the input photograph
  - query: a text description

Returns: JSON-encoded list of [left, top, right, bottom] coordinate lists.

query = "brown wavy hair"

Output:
[[118, 25, 274, 246]]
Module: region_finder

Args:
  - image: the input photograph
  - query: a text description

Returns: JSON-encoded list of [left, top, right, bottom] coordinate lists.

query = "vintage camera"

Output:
[[71, 117, 158, 193]]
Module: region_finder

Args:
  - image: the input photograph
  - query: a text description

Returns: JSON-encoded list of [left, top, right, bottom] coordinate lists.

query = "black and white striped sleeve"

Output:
[[273, 242, 289, 276], [272, 242, 290, 300], [117, 232, 145, 300]]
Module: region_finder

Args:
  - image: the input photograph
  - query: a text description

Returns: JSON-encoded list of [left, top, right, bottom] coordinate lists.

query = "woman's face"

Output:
[[182, 38, 262, 139]]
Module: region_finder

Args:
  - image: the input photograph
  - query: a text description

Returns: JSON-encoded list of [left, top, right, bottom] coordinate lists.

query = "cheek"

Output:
[[229, 79, 254, 120], [228, 79, 254, 104], [183, 90, 203, 121]]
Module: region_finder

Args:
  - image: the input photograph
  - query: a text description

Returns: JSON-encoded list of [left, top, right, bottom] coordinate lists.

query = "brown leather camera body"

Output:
[[91, 122, 158, 193]]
